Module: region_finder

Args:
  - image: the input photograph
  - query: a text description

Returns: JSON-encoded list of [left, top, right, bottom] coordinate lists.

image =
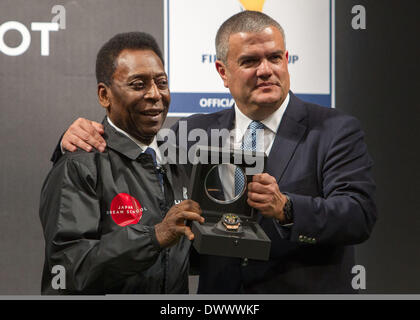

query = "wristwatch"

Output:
[[222, 213, 241, 231], [282, 194, 294, 225]]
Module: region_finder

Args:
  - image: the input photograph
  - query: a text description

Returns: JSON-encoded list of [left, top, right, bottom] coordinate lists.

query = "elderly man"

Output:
[[40, 32, 203, 294], [51, 11, 376, 293]]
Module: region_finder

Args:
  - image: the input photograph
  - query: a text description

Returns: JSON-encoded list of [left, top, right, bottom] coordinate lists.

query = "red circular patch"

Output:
[[110, 193, 143, 227]]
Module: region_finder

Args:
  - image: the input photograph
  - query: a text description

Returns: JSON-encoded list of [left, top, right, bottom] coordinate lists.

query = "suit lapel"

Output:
[[266, 92, 308, 183], [205, 107, 235, 148], [212, 107, 236, 132]]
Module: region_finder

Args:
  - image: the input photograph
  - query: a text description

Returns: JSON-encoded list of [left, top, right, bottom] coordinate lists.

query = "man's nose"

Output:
[[256, 59, 272, 78], [145, 82, 161, 100]]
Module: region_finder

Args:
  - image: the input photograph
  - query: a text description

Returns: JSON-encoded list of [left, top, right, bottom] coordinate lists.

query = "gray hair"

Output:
[[215, 11, 286, 64]]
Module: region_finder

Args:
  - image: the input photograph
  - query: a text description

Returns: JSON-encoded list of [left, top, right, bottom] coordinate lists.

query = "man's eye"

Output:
[[130, 82, 145, 90], [241, 59, 257, 67], [156, 79, 168, 89], [270, 55, 282, 62]]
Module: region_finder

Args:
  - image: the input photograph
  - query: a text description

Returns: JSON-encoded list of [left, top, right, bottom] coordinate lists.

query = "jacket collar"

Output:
[[103, 117, 144, 160]]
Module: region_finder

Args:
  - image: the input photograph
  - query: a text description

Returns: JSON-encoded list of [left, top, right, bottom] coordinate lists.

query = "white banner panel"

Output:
[[164, 0, 334, 116]]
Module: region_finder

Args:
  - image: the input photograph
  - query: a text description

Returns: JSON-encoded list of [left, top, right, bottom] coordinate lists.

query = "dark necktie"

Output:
[[144, 147, 164, 188]]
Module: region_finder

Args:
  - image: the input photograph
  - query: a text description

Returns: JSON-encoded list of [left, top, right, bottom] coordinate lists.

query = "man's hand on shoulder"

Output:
[[62, 118, 106, 153]]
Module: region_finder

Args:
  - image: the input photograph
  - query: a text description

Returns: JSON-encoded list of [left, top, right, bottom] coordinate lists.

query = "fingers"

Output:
[[177, 210, 205, 224], [248, 176, 279, 203], [174, 225, 195, 241], [252, 173, 277, 185], [177, 200, 202, 214], [61, 137, 77, 152], [247, 198, 268, 210], [91, 121, 105, 134], [248, 181, 273, 194], [247, 198, 274, 216], [248, 191, 273, 203], [247, 174, 284, 218], [77, 119, 106, 152], [63, 134, 94, 152], [155, 208, 203, 247], [62, 118, 106, 153]]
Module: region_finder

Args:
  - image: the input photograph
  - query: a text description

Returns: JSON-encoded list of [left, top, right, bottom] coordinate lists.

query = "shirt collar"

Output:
[[105, 116, 161, 162], [233, 92, 290, 142]]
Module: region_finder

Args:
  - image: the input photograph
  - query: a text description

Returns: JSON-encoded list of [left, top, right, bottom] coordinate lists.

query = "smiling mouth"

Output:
[[140, 110, 163, 117], [256, 82, 277, 88]]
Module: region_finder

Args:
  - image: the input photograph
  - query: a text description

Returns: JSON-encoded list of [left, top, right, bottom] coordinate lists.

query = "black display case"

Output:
[[189, 147, 271, 261]]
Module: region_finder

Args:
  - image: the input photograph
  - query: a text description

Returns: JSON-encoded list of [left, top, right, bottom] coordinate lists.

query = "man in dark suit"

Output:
[[52, 11, 376, 293]]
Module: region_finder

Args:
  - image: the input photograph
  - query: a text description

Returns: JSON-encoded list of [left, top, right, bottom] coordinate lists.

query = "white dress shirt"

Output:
[[232, 93, 290, 155]]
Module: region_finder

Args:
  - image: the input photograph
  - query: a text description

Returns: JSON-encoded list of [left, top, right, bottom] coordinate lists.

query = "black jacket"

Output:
[[40, 118, 190, 294]]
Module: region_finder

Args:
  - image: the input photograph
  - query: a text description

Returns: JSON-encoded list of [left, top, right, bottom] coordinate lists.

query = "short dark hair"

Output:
[[215, 11, 285, 64], [95, 32, 163, 85]]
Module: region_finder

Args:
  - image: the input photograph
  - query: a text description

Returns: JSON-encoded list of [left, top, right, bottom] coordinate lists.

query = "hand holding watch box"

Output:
[[189, 146, 271, 261]]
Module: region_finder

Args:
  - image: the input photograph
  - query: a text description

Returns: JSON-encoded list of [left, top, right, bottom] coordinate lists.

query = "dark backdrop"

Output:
[[335, 0, 420, 293], [0, 0, 418, 294]]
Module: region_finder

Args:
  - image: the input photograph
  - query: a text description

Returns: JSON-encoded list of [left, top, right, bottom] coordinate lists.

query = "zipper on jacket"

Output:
[[161, 248, 169, 293]]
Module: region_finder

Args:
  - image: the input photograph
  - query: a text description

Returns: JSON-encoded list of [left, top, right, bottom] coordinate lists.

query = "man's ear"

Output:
[[98, 83, 111, 110], [215, 60, 229, 88]]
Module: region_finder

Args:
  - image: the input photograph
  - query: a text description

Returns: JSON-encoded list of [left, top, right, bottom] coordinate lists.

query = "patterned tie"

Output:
[[144, 147, 164, 188], [234, 121, 265, 196]]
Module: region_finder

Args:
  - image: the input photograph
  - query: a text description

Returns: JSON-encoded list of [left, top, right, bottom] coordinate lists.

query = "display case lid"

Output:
[[188, 146, 266, 221]]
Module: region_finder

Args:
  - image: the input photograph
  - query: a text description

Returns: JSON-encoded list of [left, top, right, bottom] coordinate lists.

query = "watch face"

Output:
[[222, 213, 241, 231]]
